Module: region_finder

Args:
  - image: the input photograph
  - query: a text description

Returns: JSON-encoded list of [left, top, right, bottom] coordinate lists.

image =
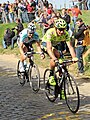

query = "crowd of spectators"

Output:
[[0, 0, 90, 24], [0, 0, 89, 50], [0, 0, 37, 23]]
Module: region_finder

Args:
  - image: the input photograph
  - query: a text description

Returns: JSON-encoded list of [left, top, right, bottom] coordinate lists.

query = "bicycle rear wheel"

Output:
[[17, 60, 26, 86], [29, 63, 40, 93], [64, 74, 80, 113], [44, 69, 58, 102]]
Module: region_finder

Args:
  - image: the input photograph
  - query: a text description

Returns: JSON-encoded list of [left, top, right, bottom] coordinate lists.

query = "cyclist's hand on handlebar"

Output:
[[59, 58, 64, 63], [54, 59, 59, 65], [72, 57, 78, 62]]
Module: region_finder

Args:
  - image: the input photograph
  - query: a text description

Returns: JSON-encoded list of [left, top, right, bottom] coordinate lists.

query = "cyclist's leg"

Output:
[[41, 43, 60, 85], [50, 48, 60, 70], [19, 44, 28, 72], [49, 48, 60, 85]]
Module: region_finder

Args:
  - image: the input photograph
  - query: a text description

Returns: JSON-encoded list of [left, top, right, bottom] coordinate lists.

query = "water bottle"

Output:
[[26, 64, 29, 71], [24, 61, 27, 70]]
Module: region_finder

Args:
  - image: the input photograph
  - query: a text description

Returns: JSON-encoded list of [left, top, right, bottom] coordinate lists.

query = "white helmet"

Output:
[[27, 23, 36, 34]]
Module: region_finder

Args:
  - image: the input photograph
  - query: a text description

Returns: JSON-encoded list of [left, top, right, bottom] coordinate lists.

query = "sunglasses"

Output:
[[28, 32, 33, 35], [58, 28, 65, 31]]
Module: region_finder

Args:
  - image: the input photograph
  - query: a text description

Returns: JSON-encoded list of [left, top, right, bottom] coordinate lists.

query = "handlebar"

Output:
[[55, 59, 79, 73], [25, 51, 43, 57], [55, 59, 79, 67]]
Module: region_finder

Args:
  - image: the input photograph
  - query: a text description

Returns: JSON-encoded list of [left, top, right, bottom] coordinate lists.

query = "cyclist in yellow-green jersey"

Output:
[[41, 18, 78, 86]]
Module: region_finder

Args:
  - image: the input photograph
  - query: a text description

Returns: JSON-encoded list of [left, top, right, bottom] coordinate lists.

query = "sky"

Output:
[[0, 0, 78, 9]]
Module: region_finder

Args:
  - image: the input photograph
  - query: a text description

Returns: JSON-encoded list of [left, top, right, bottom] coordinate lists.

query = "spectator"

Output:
[[18, 0, 23, 22], [8, 3, 14, 23], [78, 0, 83, 10], [43, 0, 49, 8], [26, 0, 36, 22], [26, 1, 34, 22], [68, 5, 82, 33], [13, 3, 18, 20], [40, 12, 50, 35], [21, 1, 29, 23], [47, 3, 53, 18], [56, 11, 61, 19], [2, 28, 15, 49], [74, 18, 87, 75], [61, 8, 71, 31], [4, 1, 9, 23], [87, 0, 90, 10], [11, 18, 24, 49], [2, 3, 9, 23]]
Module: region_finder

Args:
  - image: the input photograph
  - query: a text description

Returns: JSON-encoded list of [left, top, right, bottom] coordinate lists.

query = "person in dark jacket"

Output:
[[11, 18, 24, 49], [61, 8, 71, 53], [2, 28, 15, 49], [74, 18, 87, 75]]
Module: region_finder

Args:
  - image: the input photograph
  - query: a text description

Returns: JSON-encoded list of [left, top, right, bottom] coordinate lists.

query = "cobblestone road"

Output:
[[0, 54, 90, 120]]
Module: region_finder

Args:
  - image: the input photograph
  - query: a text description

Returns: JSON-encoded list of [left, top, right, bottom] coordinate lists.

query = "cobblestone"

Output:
[[0, 54, 90, 119]]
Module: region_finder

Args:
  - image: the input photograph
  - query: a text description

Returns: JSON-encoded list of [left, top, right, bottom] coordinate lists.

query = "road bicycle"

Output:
[[17, 50, 41, 93], [43, 59, 80, 113]]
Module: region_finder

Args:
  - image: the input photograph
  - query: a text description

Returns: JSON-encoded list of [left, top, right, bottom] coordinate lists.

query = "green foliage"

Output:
[[80, 10, 90, 25]]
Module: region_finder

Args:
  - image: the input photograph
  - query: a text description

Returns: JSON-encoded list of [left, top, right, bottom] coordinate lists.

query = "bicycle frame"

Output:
[[44, 59, 80, 113], [54, 60, 77, 97], [55, 62, 69, 87]]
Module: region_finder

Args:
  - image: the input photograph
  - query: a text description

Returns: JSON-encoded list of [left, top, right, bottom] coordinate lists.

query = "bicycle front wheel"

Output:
[[64, 74, 80, 113], [17, 60, 25, 86], [29, 63, 40, 93], [44, 69, 57, 102]]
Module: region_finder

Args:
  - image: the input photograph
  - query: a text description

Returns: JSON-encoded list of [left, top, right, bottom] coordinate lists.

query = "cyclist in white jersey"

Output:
[[18, 23, 45, 72]]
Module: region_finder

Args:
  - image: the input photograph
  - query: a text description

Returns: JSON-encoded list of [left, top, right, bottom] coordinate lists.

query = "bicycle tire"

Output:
[[29, 63, 40, 93], [43, 69, 58, 102], [17, 60, 26, 86], [64, 74, 80, 113]]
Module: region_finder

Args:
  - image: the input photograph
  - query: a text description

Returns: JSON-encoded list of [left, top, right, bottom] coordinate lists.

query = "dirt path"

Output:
[[0, 54, 45, 77]]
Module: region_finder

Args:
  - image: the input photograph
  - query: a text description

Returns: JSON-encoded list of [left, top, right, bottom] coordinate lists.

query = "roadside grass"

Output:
[[0, 10, 90, 76]]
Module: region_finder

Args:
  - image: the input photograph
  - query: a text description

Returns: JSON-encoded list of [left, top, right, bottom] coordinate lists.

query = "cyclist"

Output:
[[18, 22, 45, 72], [41, 18, 78, 86]]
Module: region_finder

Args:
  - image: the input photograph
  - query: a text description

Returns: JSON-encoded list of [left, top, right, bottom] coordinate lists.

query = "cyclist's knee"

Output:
[[50, 59, 56, 68], [53, 49, 60, 58]]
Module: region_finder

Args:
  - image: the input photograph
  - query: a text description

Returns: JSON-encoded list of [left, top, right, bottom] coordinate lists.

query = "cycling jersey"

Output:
[[19, 28, 40, 43], [42, 28, 70, 46]]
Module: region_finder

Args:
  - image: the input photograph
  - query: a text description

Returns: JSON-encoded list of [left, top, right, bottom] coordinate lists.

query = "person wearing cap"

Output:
[[41, 18, 78, 86], [11, 18, 24, 49], [68, 5, 82, 32], [18, 22, 45, 72]]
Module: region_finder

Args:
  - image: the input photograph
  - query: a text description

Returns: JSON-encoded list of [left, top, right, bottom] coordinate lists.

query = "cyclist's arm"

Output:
[[66, 41, 76, 58], [35, 41, 45, 59], [47, 41, 57, 60], [35, 41, 43, 53], [19, 42, 25, 55]]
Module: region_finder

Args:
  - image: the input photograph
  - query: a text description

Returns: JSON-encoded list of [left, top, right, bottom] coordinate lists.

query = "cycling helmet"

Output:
[[27, 23, 36, 34], [54, 18, 67, 29]]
